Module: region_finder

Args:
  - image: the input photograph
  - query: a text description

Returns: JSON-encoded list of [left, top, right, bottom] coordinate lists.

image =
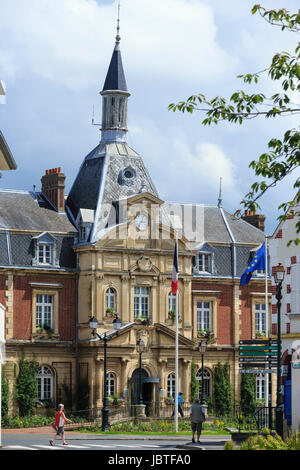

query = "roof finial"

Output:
[[116, 0, 121, 44], [218, 176, 223, 208]]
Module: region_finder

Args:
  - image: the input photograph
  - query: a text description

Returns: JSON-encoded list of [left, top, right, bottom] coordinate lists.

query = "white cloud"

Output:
[[0, 0, 237, 89]]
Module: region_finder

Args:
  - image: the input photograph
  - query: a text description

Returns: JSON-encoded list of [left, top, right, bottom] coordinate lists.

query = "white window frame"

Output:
[[197, 301, 211, 331], [195, 253, 211, 273], [38, 243, 52, 265], [168, 292, 176, 313], [36, 294, 53, 329], [106, 372, 116, 396], [36, 365, 54, 401], [255, 303, 266, 334], [134, 287, 149, 318], [167, 373, 175, 397], [106, 288, 116, 311]]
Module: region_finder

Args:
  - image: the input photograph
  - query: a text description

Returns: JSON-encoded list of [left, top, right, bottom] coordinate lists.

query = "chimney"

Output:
[[41, 168, 66, 212], [242, 209, 265, 232]]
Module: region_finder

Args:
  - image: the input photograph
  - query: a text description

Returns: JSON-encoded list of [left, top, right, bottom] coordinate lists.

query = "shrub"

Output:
[[214, 362, 232, 416], [240, 373, 256, 417], [15, 357, 38, 417], [1, 374, 9, 419]]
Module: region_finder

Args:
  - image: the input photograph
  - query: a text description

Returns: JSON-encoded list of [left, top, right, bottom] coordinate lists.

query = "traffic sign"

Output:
[[239, 340, 277, 345], [239, 346, 278, 351], [239, 357, 276, 363], [239, 351, 277, 357], [239, 363, 277, 368], [239, 369, 277, 374]]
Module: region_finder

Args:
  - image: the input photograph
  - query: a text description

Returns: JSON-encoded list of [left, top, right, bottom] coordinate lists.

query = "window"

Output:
[[134, 287, 149, 318], [255, 303, 266, 334], [36, 295, 53, 329], [167, 373, 175, 397], [197, 301, 211, 331], [36, 366, 54, 401], [38, 243, 52, 264], [106, 288, 116, 311], [168, 292, 176, 313], [106, 373, 115, 396], [196, 368, 211, 399], [256, 373, 265, 401], [198, 254, 211, 272]]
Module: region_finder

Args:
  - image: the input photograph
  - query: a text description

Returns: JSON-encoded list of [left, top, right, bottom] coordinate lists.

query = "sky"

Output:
[[0, 0, 299, 235]]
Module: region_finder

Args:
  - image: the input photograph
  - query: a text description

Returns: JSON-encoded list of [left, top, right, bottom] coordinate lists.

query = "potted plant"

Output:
[[106, 307, 115, 317], [197, 329, 217, 344]]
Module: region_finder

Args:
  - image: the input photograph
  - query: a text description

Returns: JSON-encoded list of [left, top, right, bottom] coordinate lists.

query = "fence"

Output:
[[65, 403, 276, 433]]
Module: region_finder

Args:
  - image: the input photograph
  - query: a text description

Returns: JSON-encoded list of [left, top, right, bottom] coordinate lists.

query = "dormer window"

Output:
[[32, 232, 57, 267], [194, 253, 212, 274], [38, 243, 52, 265], [198, 253, 211, 272]]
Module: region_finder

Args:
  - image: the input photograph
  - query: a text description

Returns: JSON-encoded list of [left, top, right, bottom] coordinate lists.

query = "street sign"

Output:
[[239, 357, 277, 363], [239, 340, 277, 345], [239, 346, 278, 351], [239, 351, 277, 357], [239, 369, 277, 374], [239, 363, 277, 368]]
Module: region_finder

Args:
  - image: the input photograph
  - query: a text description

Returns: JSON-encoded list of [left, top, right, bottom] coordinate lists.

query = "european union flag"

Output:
[[240, 242, 266, 286]]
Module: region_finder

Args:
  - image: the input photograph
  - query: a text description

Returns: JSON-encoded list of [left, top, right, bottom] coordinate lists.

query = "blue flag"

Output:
[[240, 242, 266, 286]]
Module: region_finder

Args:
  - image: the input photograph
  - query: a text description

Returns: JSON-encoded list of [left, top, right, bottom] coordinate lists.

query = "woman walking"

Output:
[[50, 404, 72, 446]]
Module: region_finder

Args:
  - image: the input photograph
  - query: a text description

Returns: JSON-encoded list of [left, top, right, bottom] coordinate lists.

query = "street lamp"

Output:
[[89, 315, 122, 431], [273, 263, 285, 438], [199, 340, 207, 405], [136, 339, 145, 405]]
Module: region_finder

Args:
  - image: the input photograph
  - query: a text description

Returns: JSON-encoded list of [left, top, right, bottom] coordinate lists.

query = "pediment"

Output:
[[32, 231, 56, 244]]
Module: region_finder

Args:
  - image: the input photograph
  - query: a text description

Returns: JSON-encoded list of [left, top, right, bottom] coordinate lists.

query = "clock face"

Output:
[[135, 214, 148, 231]]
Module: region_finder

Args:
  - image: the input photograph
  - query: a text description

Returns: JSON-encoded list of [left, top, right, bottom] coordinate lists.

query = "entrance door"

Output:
[[130, 368, 152, 416]]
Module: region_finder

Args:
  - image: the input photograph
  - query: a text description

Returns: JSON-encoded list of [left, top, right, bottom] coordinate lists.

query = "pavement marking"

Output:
[[5, 445, 38, 450], [33, 445, 64, 450]]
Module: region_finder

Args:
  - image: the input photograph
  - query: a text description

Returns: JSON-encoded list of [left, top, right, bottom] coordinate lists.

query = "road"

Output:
[[0, 432, 230, 452]]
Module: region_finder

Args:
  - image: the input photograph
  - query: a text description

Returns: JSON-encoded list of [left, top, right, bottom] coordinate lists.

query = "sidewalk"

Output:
[[2, 426, 230, 441]]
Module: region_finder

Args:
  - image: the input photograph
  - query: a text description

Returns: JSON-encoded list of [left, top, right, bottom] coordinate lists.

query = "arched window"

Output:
[[106, 373, 116, 397], [167, 373, 176, 397], [168, 292, 176, 313], [36, 365, 54, 401], [196, 368, 211, 399], [106, 288, 116, 312]]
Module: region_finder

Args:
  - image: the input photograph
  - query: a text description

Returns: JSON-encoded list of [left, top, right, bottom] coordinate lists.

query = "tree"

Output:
[[214, 362, 233, 416], [16, 357, 38, 416], [240, 373, 256, 417], [169, 5, 300, 245], [190, 360, 199, 403]]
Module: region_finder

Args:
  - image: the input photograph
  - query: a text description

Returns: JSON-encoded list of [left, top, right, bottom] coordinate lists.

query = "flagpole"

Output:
[[175, 235, 178, 433], [265, 235, 269, 408]]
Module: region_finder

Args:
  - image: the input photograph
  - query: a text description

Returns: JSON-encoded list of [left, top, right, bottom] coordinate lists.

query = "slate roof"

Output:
[[0, 190, 77, 269], [102, 42, 128, 92]]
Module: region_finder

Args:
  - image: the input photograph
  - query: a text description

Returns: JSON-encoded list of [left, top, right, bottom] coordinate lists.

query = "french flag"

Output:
[[171, 240, 178, 295]]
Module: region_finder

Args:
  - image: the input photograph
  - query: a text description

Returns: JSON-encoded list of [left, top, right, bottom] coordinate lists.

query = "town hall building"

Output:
[[1, 26, 271, 416]]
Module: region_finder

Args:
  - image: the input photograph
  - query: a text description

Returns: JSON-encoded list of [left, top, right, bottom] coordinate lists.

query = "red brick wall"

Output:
[[239, 284, 265, 340], [13, 274, 76, 341], [192, 281, 233, 345]]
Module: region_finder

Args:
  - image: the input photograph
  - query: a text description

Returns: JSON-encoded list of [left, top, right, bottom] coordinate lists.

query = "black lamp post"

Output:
[[89, 315, 122, 432], [136, 339, 145, 405], [199, 340, 207, 405], [273, 263, 285, 438]]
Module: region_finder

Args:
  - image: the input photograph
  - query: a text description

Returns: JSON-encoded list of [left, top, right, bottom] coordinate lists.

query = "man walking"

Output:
[[171, 392, 184, 418], [189, 398, 205, 443]]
